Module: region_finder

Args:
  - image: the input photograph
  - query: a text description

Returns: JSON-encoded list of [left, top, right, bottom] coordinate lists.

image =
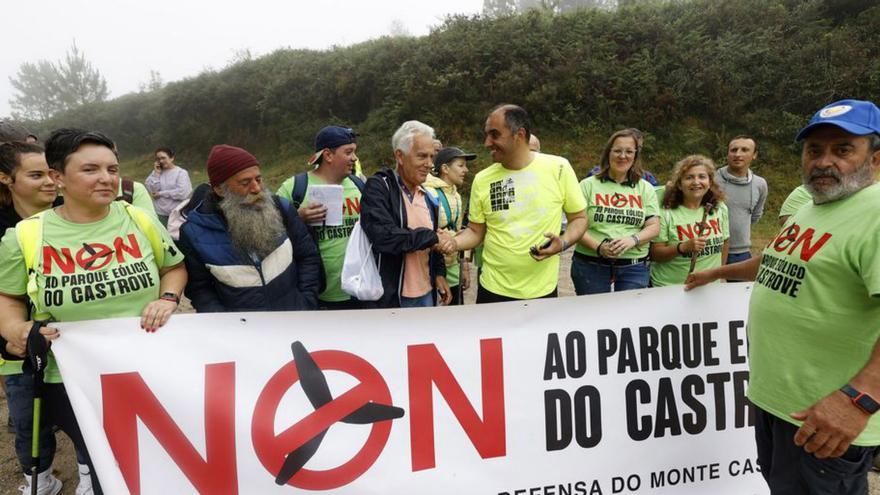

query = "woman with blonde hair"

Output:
[[650, 155, 729, 287]]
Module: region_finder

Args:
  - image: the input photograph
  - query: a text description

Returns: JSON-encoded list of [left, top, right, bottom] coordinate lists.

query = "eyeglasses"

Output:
[[611, 148, 637, 157]]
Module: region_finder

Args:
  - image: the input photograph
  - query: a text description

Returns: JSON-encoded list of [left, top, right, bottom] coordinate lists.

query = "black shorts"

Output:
[[755, 406, 878, 495]]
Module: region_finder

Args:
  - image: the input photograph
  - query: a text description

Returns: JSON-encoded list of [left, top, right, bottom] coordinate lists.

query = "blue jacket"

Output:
[[360, 168, 446, 308], [178, 193, 321, 312]]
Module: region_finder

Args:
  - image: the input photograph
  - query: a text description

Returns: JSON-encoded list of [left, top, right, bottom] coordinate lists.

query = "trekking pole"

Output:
[[24, 321, 49, 495], [688, 203, 713, 275]]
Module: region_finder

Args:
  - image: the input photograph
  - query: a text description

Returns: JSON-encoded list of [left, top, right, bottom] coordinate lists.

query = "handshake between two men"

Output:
[[431, 222, 571, 262]]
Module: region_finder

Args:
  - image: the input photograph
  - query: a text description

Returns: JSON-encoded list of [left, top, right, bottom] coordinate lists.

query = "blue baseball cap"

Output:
[[796, 99, 880, 141], [309, 125, 357, 165]]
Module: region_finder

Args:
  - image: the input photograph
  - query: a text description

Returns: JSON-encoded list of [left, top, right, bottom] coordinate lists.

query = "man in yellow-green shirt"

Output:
[[440, 104, 587, 302], [687, 99, 880, 494]]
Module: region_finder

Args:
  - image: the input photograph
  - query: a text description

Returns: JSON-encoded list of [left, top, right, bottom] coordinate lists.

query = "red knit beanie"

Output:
[[206, 144, 259, 186]]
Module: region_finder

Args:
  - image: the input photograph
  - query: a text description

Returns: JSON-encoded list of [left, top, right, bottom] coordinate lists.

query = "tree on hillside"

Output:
[[388, 19, 412, 37], [9, 42, 109, 120], [519, 0, 617, 13], [140, 70, 164, 92], [483, 0, 519, 17]]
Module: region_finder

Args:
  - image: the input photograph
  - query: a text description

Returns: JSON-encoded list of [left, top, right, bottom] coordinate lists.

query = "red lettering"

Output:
[[408, 339, 506, 472], [42, 247, 75, 275], [102, 363, 237, 495], [771, 223, 832, 262], [115, 234, 143, 262], [676, 225, 694, 241], [595, 194, 610, 207], [628, 195, 643, 209], [345, 197, 361, 216], [773, 225, 799, 253], [789, 228, 832, 262]]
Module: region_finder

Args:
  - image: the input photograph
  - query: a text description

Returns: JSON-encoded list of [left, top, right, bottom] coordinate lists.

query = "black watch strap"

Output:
[[160, 292, 180, 304], [840, 384, 880, 415]]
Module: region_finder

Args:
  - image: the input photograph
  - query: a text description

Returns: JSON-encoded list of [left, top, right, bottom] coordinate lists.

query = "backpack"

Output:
[[116, 177, 135, 203], [289, 172, 365, 210], [15, 203, 168, 321]]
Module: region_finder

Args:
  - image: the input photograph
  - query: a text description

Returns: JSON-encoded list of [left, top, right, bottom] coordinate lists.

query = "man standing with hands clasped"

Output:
[[687, 99, 880, 494], [438, 104, 587, 303]]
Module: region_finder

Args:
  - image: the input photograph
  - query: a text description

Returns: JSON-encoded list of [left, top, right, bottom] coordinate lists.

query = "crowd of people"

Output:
[[0, 97, 878, 494]]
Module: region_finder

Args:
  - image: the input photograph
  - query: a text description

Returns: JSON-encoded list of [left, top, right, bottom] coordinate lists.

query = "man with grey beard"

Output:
[[178, 144, 321, 312], [686, 99, 880, 494]]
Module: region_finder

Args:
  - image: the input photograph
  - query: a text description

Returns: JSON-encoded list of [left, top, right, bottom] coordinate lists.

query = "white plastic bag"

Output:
[[341, 220, 384, 301]]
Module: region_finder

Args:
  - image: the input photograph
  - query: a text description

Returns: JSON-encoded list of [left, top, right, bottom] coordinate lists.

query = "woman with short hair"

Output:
[[0, 129, 187, 494]]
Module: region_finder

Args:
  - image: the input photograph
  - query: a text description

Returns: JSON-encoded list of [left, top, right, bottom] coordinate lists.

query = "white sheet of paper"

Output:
[[307, 184, 344, 226]]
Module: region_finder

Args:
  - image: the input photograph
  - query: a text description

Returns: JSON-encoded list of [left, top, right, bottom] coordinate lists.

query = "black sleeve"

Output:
[[0, 335, 19, 361], [177, 229, 228, 313], [431, 250, 446, 278], [285, 207, 321, 310], [360, 176, 439, 255]]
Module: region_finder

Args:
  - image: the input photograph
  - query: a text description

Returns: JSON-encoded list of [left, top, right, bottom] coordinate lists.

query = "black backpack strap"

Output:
[[116, 177, 135, 203], [347, 174, 366, 192], [291, 172, 309, 209]]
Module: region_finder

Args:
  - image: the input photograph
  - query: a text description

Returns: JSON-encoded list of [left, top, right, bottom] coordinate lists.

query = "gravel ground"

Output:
[[1, 252, 878, 493]]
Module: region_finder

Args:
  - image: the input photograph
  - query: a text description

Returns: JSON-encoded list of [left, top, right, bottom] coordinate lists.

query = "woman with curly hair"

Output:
[[650, 155, 729, 287]]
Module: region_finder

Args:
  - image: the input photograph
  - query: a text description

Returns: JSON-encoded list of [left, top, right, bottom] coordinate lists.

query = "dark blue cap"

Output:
[[309, 125, 357, 165], [796, 99, 880, 141]]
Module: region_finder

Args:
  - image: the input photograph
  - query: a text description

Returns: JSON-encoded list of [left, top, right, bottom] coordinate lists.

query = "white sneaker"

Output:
[[18, 469, 62, 495], [76, 463, 94, 495]]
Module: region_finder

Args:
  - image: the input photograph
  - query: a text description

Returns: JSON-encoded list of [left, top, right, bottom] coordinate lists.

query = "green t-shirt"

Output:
[[276, 174, 361, 302], [748, 183, 880, 446], [778, 184, 812, 218], [469, 153, 586, 299], [0, 202, 184, 382], [575, 176, 660, 259], [650, 203, 729, 287]]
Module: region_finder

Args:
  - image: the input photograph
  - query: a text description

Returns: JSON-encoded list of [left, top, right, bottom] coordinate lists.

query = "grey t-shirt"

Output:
[[715, 166, 768, 254]]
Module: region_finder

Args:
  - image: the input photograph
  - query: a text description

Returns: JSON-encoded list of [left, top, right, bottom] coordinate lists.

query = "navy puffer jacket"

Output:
[[178, 193, 321, 312]]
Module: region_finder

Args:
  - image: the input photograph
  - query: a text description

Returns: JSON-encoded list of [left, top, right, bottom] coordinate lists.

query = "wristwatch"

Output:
[[160, 292, 180, 305], [840, 384, 880, 414]]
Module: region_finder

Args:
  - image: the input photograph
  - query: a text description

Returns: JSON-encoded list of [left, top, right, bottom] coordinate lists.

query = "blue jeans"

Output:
[[726, 251, 752, 264], [570, 255, 649, 295], [725, 251, 752, 282], [399, 291, 434, 308]]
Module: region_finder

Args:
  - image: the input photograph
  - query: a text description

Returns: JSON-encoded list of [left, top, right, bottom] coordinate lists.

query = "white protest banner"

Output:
[[51, 284, 768, 495]]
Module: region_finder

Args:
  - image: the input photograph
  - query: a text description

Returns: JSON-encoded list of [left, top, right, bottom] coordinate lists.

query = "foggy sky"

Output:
[[0, 0, 482, 119]]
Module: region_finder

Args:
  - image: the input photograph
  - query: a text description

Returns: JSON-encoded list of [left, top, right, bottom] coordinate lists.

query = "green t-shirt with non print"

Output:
[[469, 153, 586, 299], [748, 183, 880, 446], [650, 203, 729, 287], [277, 174, 361, 302], [575, 176, 660, 259], [778, 184, 812, 218], [0, 202, 184, 382]]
